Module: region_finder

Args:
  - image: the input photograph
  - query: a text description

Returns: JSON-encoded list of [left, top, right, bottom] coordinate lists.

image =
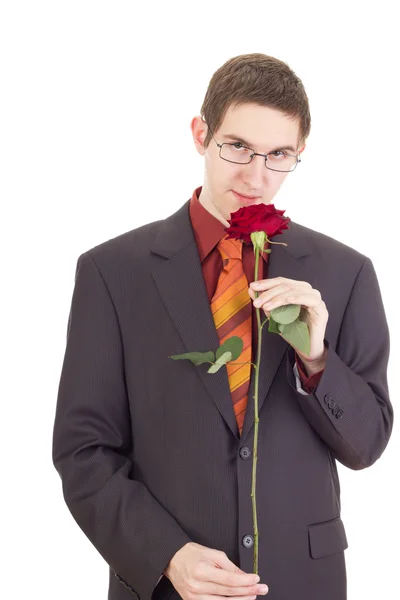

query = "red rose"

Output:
[[225, 203, 290, 244]]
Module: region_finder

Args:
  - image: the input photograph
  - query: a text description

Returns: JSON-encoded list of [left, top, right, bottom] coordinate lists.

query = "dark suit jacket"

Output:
[[52, 198, 393, 600]]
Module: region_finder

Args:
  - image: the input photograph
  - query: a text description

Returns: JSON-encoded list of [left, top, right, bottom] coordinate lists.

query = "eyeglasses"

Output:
[[207, 128, 301, 173]]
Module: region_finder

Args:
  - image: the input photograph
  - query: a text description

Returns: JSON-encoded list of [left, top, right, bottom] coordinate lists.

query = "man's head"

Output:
[[191, 53, 311, 226]]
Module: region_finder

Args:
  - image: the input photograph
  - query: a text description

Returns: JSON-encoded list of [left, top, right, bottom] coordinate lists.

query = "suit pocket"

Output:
[[308, 517, 348, 559]]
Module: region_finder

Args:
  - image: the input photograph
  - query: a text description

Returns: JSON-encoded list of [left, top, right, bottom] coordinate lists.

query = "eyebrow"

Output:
[[221, 133, 296, 153]]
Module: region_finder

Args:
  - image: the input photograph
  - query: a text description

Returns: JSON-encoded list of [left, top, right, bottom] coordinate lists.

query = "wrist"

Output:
[[164, 542, 193, 579], [299, 346, 328, 376]]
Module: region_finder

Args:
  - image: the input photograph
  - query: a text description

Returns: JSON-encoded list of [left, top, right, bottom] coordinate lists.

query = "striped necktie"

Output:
[[210, 233, 252, 436]]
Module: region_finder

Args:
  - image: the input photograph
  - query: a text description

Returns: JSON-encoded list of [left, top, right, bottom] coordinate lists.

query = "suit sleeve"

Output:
[[52, 252, 191, 599], [286, 256, 393, 470]]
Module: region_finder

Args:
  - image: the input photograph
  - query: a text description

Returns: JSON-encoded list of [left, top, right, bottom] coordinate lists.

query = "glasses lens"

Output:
[[220, 144, 253, 164], [266, 153, 298, 172], [220, 144, 298, 171]]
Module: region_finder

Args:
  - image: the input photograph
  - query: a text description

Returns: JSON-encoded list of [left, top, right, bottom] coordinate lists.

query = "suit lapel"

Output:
[[150, 199, 314, 441]]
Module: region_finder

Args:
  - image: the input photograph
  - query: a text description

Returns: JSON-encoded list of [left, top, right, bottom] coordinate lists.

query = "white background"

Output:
[[1, 1, 398, 599]]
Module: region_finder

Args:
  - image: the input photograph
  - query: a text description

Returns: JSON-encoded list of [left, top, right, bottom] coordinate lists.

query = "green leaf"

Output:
[[278, 319, 310, 355], [207, 351, 233, 373], [270, 303, 301, 325], [169, 350, 215, 365], [216, 336, 243, 361], [268, 317, 281, 334]]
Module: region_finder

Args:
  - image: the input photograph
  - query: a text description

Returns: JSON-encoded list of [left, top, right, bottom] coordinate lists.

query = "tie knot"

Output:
[[216, 234, 243, 266]]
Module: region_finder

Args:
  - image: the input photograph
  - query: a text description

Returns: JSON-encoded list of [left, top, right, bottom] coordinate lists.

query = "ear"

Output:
[[190, 116, 208, 156], [299, 143, 306, 154]]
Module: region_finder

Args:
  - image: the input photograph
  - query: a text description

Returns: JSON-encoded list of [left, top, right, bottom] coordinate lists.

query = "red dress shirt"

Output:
[[189, 186, 324, 393]]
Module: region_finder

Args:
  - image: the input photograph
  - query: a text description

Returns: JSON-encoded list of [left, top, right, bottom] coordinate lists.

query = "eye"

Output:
[[232, 142, 246, 150], [270, 150, 286, 157]]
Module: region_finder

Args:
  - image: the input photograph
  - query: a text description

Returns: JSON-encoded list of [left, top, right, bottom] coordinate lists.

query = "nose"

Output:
[[242, 154, 268, 190]]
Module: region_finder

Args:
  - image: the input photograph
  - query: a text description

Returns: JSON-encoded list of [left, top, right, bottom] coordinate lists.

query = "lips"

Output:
[[232, 190, 261, 205]]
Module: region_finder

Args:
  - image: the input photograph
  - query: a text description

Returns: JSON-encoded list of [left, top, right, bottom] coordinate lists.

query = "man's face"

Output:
[[191, 102, 304, 226]]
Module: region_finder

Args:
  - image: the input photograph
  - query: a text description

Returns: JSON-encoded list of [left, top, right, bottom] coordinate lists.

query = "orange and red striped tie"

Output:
[[211, 234, 252, 436]]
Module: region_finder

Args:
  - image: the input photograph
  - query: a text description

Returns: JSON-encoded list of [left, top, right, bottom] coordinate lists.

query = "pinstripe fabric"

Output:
[[51, 194, 393, 600], [211, 233, 252, 436]]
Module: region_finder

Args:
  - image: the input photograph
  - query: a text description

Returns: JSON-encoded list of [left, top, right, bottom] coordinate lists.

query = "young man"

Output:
[[52, 54, 393, 600]]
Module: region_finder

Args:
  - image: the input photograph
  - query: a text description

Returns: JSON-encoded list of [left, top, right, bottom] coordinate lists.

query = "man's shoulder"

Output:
[[79, 217, 164, 267], [78, 198, 191, 267], [291, 220, 367, 265]]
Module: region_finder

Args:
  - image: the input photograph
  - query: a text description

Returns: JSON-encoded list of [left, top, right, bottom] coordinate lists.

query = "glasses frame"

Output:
[[207, 128, 301, 173]]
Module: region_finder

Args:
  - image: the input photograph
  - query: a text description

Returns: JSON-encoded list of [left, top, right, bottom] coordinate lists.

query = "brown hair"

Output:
[[200, 53, 311, 150]]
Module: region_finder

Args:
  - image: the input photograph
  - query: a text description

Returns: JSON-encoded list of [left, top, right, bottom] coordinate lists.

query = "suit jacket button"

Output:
[[242, 534, 254, 548], [240, 447, 251, 459], [336, 409, 344, 418], [324, 394, 331, 404]]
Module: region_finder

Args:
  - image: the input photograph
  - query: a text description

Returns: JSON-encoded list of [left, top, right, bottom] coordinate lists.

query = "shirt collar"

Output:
[[189, 186, 226, 263]]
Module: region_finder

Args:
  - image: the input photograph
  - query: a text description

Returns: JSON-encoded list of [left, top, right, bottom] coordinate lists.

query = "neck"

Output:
[[198, 188, 230, 228]]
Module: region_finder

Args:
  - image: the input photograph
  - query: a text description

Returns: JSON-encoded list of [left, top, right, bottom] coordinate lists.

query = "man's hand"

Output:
[[249, 277, 329, 364], [164, 542, 269, 599]]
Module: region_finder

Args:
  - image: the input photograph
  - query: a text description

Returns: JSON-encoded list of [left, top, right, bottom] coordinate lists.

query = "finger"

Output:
[[212, 552, 258, 579], [251, 284, 294, 304], [205, 563, 260, 587], [203, 580, 268, 597], [205, 595, 259, 600], [283, 292, 321, 308], [248, 284, 283, 300], [249, 283, 311, 301], [251, 277, 311, 290], [197, 581, 269, 598], [250, 278, 282, 290], [263, 292, 321, 312]]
